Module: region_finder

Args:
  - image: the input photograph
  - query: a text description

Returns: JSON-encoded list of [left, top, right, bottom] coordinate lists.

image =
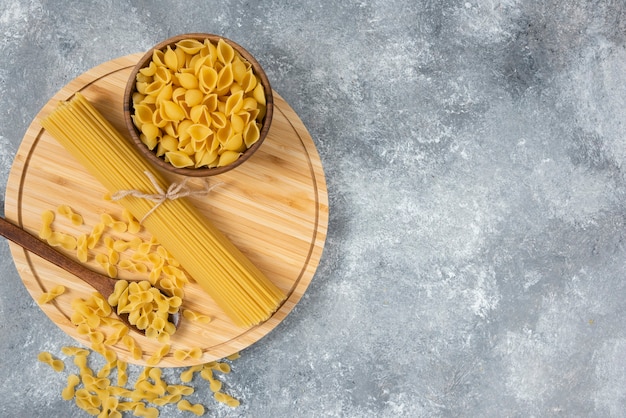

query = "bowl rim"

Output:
[[123, 33, 274, 177]]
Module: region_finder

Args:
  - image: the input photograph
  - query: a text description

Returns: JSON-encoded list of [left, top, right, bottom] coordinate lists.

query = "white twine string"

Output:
[[111, 171, 220, 223]]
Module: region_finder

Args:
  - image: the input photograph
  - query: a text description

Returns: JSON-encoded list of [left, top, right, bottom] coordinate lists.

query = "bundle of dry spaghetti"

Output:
[[41, 93, 285, 328]]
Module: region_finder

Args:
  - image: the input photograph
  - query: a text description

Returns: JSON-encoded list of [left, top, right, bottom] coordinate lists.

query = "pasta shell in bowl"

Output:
[[123, 33, 273, 176]]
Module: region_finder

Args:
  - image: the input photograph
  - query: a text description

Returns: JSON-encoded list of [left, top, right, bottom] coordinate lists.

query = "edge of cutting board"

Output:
[[4, 54, 328, 366]]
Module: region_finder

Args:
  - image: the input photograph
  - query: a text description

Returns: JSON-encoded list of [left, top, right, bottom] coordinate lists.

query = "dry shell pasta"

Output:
[[131, 38, 267, 168]]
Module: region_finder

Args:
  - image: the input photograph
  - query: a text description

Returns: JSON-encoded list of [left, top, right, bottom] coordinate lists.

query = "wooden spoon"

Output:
[[0, 216, 180, 334]]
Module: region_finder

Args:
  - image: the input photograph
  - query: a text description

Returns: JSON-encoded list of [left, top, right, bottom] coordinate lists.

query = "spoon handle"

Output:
[[0, 216, 114, 297]]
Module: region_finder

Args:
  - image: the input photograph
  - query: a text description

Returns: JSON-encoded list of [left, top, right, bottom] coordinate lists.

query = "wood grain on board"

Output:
[[5, 54, 328, 367]]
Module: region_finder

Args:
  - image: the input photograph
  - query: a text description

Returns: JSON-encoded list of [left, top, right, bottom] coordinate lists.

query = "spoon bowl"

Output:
[[0, 216, 180, 334]]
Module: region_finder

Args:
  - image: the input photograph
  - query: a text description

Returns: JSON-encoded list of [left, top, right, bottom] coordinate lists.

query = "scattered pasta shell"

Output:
[[176, 72, 199, 90], [217, 150, 242, 167], [216, 64, 234, 93], [38, 284, 66, 304], [161, 100, 185, 121], [38, 351, 65, 372], [177, 399, 205, 416], [39, 210, 55, 239], [216, 39, 235, 64], [165, 151, 195, 168], [176, 38, 204, 55], [184, 88, 203, 107]]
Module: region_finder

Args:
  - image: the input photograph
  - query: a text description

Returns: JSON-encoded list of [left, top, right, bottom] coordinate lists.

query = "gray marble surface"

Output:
[[1, 0, 626, 417]]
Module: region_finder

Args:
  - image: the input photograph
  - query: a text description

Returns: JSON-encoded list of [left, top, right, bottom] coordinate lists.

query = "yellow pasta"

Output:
[[101, 213, 128, 233], [123, 208, 141, 234], [151, 394, 180, 406], [71, 292, 113, 338], [130, 38, 266, 169], [167, 384, 194, 396], [90, 291, 112, 315], [75, 388, 101, 415], [117, 360, 128, 387], [104, 237, 120, 266], [45, 205, 186, 294], [182, 308, 211, 324], [35, 169, 251, 417], [41, 94, 285, 328], [162, 263, 187, 282], [132, 404, 159, 418], [108, 279, 179, 342], [108, 248, 120, 265], [83, 373, 111, 392], [119, 259, 149, 274], [97, 359, 114, 379], [226, 352, 241, 361], [61, 374, 80, 400], [111, 387, 133, 399], [76, 233, 89, 262], [47, 231, 77, 250], [122, 335, 142, 360], [102, 346, 117, 364], [95, 253, 118, 278], [131, 368, 169, 404], [214, 391, 240, 407], [103, 321, 129, 346], [179, 364, 202, 383], [101, 396, 122, 418], [87, 222, 105, 249], [72, 352, 91, 376], [146, 343, 171, 366], [149, 367, 166, 386], [112, 239, 130, 252], [79, 332, 106, 356], [135, 379, 165, 400], [61, 346, 90, 357], [177, 399, 205, 416], [135, 240, 154, 256], [104, 236, 115, 250], [173, 347, 202, 361], [57, 204, 83, 226], [127, 236, 144, 250], [158, 277, 184, 299], [38, 284, 65, 304], [39, 209, 54, 239], [136, 366, 153, 383], [37, 351, 65, 372], [41, 340, 243, 416], [148, 266, 163, 285], [146, 252, 165, 269], [106, 280, 127, 308], [200, 367, 222, 393], [205, 360, 231, 374]]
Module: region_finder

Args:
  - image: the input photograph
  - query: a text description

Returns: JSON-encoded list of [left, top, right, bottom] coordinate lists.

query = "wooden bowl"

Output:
[[123, 33, 273, 176]]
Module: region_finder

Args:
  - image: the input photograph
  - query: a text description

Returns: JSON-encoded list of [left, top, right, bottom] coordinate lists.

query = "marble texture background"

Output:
[[2, 0, 626, 416]]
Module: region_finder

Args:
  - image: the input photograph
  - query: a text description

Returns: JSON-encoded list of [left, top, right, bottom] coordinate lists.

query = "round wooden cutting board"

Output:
[[4, 54, 328, 367]]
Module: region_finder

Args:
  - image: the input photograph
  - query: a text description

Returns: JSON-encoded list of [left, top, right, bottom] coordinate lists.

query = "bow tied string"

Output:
[[111, 171, 220, 223]]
